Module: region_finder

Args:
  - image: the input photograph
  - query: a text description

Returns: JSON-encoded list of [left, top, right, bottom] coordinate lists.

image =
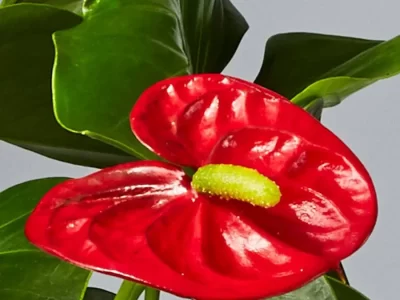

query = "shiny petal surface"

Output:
[[25, 161, 193, 263], [130, 74, 357, 168], [208, 127, 377, 262], [130, 74, 275, 167], [26, 74, 378, 299], [26, 161, 331, 300]]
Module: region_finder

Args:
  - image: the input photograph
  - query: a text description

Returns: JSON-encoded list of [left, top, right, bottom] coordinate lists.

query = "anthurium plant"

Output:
[[1, 1, 399, 300]]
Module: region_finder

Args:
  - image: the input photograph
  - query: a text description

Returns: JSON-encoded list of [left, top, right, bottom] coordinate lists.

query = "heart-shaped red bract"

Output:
[[25, 74, 377, 300]]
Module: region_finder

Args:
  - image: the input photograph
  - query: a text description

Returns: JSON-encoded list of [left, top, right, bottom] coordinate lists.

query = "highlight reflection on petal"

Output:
[[208, 127, 376, 261], [26, 74, 378, 300], [25, 161, 330, 300]]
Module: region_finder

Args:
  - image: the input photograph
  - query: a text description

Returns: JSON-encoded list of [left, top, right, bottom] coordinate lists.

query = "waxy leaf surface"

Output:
[[83, 288, 115, 300], [0, 178, 91, 300], [269, 276, 368, 300], [27, 75, 377, 300], [255, 32, 400, 108], [52, 0, 248, 160], [2, 0, 83, 14], [0, 4, 133, 168]]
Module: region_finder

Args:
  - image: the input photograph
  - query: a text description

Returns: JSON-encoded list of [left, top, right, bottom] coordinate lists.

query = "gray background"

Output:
[[0, 0, 398, 299]]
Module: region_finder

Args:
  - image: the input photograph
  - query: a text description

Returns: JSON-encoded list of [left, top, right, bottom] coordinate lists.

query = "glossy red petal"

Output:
[[130, 74, 278, 167], [24, 161, 194, 291], [208, 127, 377, 262], [25, 161, 331, 300], [146, 195, 330, 299], [130, 74, 357, 168]]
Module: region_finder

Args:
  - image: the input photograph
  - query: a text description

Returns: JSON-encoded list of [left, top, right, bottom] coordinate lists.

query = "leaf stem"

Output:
[[336, 263, 350, 285], [144, 287, 160, 300], [114, 280, 145, 300]]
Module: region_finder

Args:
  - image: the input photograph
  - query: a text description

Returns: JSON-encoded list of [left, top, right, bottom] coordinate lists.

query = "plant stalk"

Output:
[[114, 280, 145, 300], [144, 287, 160, 300]]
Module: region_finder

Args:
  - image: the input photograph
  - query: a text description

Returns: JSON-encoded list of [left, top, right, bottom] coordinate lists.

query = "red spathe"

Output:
[[25, 74, 377, 299]]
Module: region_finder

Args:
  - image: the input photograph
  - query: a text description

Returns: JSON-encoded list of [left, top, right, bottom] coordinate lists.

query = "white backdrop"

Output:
[[1, 0, 399, 299]]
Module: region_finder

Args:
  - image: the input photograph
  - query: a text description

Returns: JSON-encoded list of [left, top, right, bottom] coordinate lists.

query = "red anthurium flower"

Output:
[[25, 74, 377, 300]]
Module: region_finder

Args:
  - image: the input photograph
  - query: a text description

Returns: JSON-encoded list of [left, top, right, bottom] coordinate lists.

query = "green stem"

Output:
[[114, 280, 145, 300], [144, 287, 160, 300]]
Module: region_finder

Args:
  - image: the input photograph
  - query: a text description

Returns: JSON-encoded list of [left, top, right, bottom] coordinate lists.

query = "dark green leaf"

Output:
[[52, 0, 248, 160], [182, 0, 249, 73], [255, 32, 400, 108], [268, 276, 369, 300], [304, 98, 324, 121], [83, 288, 115, 300], [326, 277, 369, 300], [0, 4, 135, 168], [326, 263, 349, 285], [0, 178, 91, 300], [255, 33, 380, 99]]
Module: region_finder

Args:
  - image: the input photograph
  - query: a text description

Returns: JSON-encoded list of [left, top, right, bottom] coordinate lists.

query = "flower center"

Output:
[[191, 164, 281, 208]]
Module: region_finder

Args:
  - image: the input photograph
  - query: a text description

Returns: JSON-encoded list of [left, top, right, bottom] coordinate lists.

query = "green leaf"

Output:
[[0, 178, 91, 300], [52, 0, 248, 160], [326, 263, 349, 285], [2, 0, 83, 14], [18, 0, 83, 15], [304, 98, 324, 121], [255, 33, 400, 108], [0, 0, 19, 6], [254, 33, 380, 99], [0, 4, 135, 168], [83, 288, 115, 300], [326, 277, 369, 300], [268, 276, 369, 300]]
